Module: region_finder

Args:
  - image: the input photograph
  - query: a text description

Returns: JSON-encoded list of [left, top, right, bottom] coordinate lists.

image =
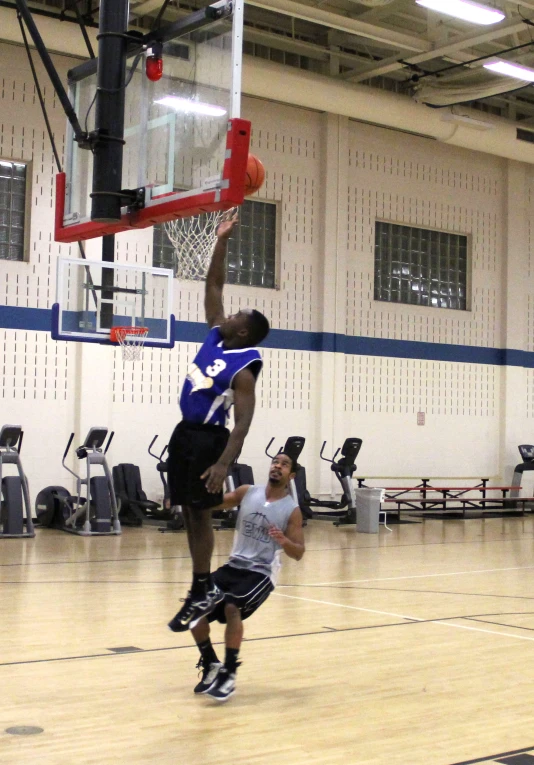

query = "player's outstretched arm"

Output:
[[204, 212, 238, 328], [268, 508, 305, 561], [211, 484, 250, 511], [201, 367, 256, 493]]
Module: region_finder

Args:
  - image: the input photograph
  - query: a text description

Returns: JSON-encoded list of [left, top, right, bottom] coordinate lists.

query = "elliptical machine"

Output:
[[305, 438, 362, 526], [148, 436, 170, 511], [35, 427, 121, 536], [148, 435, 184, 532], [0, 425, 34, 538]]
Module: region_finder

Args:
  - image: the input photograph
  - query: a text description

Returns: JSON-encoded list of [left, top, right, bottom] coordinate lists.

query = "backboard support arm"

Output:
[[15, 0, 87, 144]]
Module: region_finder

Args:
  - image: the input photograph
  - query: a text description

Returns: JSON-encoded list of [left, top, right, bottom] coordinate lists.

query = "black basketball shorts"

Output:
[[167, 420, 230, 511], [207, 564, 274, 624]]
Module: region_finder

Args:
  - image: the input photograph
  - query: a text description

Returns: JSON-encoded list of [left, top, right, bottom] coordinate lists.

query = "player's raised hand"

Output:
[[216, 210, 239, 240]]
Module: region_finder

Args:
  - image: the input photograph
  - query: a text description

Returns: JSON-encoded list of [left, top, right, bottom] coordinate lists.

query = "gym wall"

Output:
[[0, 39, 532, 501]]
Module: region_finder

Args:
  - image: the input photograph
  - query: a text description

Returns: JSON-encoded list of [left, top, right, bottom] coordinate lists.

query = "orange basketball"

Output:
[[244, 154, 265, 196]]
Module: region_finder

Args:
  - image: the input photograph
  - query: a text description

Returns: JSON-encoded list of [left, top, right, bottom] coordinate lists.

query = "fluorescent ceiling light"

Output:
[[155, 96, 226, 117], [483, 59, 534, 82], [416, 0, 505, 25]]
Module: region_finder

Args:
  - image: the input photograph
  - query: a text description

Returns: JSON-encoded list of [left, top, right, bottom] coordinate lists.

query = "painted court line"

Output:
[[272, 591, 534, 643], [304, 564, 534, 587]]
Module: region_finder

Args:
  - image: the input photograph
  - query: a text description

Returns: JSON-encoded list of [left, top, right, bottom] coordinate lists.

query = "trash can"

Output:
[[355, 488, 384, 533]]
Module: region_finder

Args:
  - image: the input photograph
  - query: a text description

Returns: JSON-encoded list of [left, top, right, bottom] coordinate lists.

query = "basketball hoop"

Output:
[[164, 208, 237, 281], [110, 326, 149, 361]]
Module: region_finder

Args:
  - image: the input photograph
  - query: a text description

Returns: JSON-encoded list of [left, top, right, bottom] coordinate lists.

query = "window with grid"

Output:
[[0, 160, 28, 262], [374, 221, 468, 310], [153, 199, 277, 288]]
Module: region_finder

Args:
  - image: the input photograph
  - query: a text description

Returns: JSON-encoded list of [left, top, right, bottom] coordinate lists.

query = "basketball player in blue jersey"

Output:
[[189, 451, 305, 701], [168, 213, 270, 632]]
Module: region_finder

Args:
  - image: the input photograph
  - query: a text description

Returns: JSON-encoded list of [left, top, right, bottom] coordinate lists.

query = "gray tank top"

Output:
[[228, 485, 297, 582]]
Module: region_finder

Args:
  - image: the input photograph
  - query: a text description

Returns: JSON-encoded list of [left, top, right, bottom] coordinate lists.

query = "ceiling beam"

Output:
[[244, 26, 378, 67], [244, 0, 432, 52], [129, 0, 162, 17], [342, 16, 530, 82], [349, 0, 405, 24]]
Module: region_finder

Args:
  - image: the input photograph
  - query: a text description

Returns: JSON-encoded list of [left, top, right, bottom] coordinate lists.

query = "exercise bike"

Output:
[[35, 427, 121, 536], [305, 438, 362, 525]]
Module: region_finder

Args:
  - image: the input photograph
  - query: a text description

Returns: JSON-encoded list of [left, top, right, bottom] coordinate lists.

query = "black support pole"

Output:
[[100, 234, 115, 330], [90, 0, 129, 222]]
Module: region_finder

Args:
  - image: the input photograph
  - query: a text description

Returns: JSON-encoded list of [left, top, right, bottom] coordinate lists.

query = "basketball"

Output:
[[244, 154, 265, 196]]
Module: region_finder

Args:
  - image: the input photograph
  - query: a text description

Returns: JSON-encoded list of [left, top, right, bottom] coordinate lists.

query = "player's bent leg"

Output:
[[191, 616, 223, 694], [206, 603, 242, 702], [224, 603, 244, 650]]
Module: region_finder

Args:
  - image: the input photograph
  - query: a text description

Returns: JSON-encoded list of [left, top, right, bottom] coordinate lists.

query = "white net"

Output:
[[164, 208, 237, 281], [113, 327, 149, 361]]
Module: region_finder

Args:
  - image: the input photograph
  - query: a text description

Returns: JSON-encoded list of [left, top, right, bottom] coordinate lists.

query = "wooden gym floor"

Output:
[[2, 516, 534, 765]]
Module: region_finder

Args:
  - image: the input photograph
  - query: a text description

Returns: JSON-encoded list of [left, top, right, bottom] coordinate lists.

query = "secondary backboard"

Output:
[[52, 256, 175, 348], [55, 0, 249, 244]]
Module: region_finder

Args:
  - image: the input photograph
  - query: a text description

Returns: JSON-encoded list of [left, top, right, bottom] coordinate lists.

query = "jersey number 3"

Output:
[[206, 359, 227, 377]]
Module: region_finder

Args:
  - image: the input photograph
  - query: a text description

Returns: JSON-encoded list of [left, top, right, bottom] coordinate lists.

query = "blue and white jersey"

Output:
[[180, 327, 262, 426]]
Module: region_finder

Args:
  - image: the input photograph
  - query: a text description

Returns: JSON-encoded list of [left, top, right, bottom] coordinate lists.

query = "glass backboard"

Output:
[[55, 0, 250, 243], [52, 256, 175, 348]]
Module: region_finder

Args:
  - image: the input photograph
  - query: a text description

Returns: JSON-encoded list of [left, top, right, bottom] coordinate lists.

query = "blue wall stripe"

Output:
[[1, 305, 533, 368], [0, 306, 51, 331]]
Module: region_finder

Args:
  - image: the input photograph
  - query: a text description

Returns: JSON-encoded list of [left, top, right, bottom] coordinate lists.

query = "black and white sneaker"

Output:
[[194, 659, 223, 694], [168, 585, 224, 633], [206, 668, 236, 702], [206, 583, 224, 606]]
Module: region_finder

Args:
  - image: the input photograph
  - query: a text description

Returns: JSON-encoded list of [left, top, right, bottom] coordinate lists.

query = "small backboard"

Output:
[[52, 256, 175, 348], [55, 0, 249, 243]]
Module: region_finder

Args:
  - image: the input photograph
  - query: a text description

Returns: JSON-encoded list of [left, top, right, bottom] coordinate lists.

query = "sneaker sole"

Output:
[[194, 681, 219, 695], [168, 620, 190, 633], [206, 690, 235, 703]]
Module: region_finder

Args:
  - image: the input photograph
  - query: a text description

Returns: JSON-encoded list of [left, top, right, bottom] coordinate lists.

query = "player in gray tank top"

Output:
[[187, 451, 305, 702], [228, 484, 297, 581]]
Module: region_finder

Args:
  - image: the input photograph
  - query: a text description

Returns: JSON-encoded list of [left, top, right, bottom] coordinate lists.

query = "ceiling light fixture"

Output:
[[416, 0, 505, 25], [483, 59, 534, 81], [155, 96, 227, 117]]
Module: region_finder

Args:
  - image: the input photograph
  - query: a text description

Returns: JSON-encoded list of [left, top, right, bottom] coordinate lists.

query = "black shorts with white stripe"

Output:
[[208, 564, 274, 624]]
